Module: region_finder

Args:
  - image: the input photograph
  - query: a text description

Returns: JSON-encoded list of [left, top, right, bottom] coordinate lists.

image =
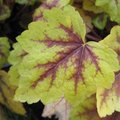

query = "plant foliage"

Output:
[[1, 0, 120, 120]]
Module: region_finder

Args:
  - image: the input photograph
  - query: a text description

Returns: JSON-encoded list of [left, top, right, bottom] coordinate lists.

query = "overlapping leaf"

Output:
[[33, 0, 71, 21], [0, 71, 26, 115], [95, 0, 120, 24], [0, 37, 10, 69], [8, 5, 119, 106], [97, 72, 120, 117], [83, 0, 103, 14], [100, 26, 120, 58]]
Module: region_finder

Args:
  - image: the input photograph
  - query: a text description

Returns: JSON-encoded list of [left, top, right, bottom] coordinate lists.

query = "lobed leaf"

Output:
[[8, 5, 119, 106], [97, 72, 120, 117], [100, 26, 120, 60]]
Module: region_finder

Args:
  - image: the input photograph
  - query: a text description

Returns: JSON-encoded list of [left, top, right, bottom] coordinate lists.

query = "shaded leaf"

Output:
[[0, 106, 7, 120], [92, 13, 108, 30], [0, 70, 26, 115], [0, 5, 11, 21], [78, 9, 93, 33], [83, 0, 103, 14], [0, 37, 10, 69], [15, 0, 39, 5]]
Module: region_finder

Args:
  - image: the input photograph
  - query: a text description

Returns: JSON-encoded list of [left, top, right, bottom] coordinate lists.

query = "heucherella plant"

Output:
[[8, 0, 120, 118]]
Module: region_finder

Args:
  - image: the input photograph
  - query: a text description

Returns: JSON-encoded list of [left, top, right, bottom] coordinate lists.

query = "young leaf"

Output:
[[97, 72, 120, 117], [42, 97, 70, 120], [0, 71, 26, 115], [95, 0, 120, 24], [33, 0, 71, 21], [100, 26, 120, 58], [8, 5, 119, 106], [92, 13, 108, 30], [0, 37, 10, 69]]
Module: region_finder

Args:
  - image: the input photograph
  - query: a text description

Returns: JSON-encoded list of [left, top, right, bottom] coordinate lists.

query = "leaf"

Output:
[[0, 37, 10, 69], [42, 97, 71, 120], [0, 5, 11, 21], [95, 0, 120, 24], [0, 70, 26, 115], [83, 0, 103, 14], [78, 9, 93, 33], [92, 13, 108, 30], [70, 95, 99, 120], [33, 0, 71, 21], [15, 0, 39, 5], [100, 26, 120, 60], [96, 72, 120, 117], [8, 5, 119, 106]]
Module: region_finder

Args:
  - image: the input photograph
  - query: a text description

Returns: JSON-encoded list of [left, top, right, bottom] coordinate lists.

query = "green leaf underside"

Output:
[[8, 6, 119, 104], [97, 72, 120, 117]]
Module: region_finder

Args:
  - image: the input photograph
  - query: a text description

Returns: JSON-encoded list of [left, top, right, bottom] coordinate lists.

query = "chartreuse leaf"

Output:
[[95, 0, 120, 24], [0, 71, 26, 115], [0, 37, 10, 69], [83, 0, 103, 14], [33, 0, 71, 21], [97, 26, 120, 117], [97, 72, 120, 117], [100, 26, 120, 57], [8, 5, 119, 106]]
